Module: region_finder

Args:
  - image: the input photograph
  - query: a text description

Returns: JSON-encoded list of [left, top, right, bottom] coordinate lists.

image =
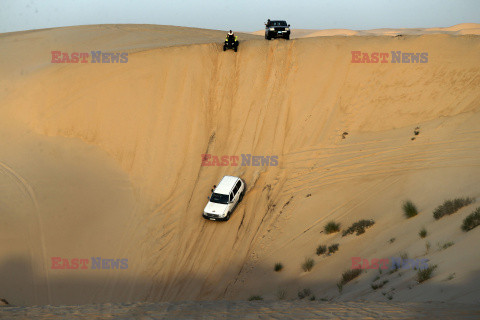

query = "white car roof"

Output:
[[214, 176, 240, 195]]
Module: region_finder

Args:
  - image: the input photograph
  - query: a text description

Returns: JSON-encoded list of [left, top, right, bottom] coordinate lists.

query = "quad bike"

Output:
[[223, 35, 239, 52]]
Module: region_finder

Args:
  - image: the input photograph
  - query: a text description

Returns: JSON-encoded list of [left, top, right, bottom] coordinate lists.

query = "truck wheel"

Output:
[[285, 35, 290, 40], [225, 212, 231, 221], [234, 47, 237, 52], [223, 45, 226, 51]]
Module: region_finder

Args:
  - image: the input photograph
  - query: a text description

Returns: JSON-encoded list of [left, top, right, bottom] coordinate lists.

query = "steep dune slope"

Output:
[[1, 25, 479, 305]]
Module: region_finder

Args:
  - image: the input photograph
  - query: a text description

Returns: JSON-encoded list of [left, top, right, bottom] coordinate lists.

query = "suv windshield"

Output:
[[271, 21, 287, 27], [210, 193, 229, 204]]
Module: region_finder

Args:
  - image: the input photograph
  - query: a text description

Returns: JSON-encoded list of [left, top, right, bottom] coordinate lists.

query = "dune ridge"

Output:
[[252, 23, 480, 38]]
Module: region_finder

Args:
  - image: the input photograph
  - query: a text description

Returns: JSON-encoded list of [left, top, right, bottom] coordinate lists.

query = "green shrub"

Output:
[[419, 227, 427, 238], [417, 265, 437, 283], [425, 241, 431, 254], [402, 200, 418, 218], [438, 241, 454, 250], [342, 219, 375, 236], [276, 288, 287, 300], [316, 245, 327, 255], [336, 282, 343, 293], [274, 262, 283, 272], [297, 288, 312, 299], [371, 280, 388, 290], [461, 207, 480, 231], [339, 269, 362, 286], [328, 243, 339, 254], [302, 258, 315, 272], [324, 221, 341, 234], [445, 273, 455, 281], [248, 295, 263, 301], [433, 197, 475, 220]]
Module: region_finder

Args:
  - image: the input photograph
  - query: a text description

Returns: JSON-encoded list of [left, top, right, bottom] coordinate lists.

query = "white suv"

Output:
[[203, 176, 246, 221]]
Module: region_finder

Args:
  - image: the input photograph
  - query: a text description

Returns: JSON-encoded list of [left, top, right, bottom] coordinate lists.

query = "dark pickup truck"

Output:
[[265, 20, 291, 40]]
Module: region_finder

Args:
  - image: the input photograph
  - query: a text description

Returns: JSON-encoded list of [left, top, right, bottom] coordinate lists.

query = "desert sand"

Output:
[[253, 23, 480, 38], [0, 23, 479, 315]]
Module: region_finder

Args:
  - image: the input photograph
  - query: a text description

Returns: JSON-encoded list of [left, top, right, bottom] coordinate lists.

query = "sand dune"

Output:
[[252, 23, 480, 38], [0, 24, 479, 307]]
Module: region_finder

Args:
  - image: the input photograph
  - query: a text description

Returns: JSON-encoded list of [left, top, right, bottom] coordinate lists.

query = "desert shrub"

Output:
[[391, 252, 408, 271], [438, 241, 454, 250], [419, 227, 427, 238], [276, 288, 287, 300], [342, 219, 375, 236], [461, 207, 480, 231], [328, 243, 339, 254], [336, 282, 343, 293], [445, 273, 455, 281], [297, 288, 312, 299], [388, 238, 396, 244], [302, 258, 315, 272], [417, 265, 437, 283], [316, 245, 327, 255], [309, 295, 316, 301], [402, 200, 418, 218], [248, 295, 263, 301], [274, 262, 283, 272], [324, 221, 341, 234], [339, 269, 362, 286], [425, 241, 431, 254], [433, 197, 475, 220], [371, 280, 388, 290]]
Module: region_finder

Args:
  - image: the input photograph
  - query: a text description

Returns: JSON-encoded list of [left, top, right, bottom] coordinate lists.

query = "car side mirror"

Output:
[[211, 189, 214, 192], [288, 24, 290, 27]]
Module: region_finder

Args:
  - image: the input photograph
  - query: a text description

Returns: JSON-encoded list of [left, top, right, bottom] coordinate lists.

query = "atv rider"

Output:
[[226, 30, 238, 44], [224, 30, 239, 51]]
